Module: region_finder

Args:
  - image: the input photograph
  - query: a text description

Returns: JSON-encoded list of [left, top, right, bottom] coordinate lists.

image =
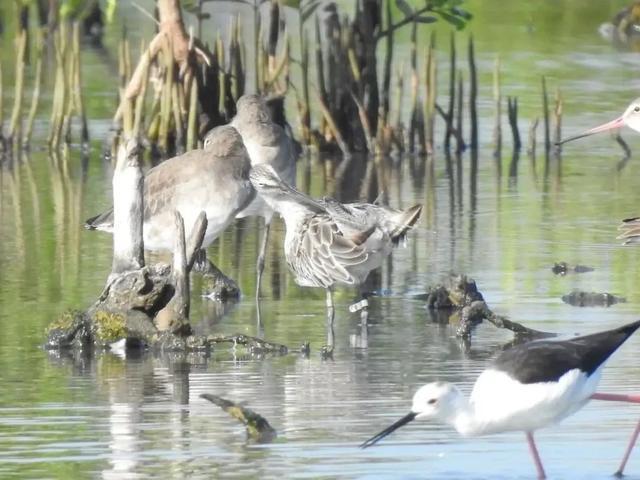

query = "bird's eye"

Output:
[[427, 398, 437, 405], [635, 106, 640, 113]]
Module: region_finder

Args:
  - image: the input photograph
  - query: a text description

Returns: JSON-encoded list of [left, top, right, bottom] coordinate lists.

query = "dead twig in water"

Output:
[[457, 301, 556, 339], [200, 393, 277, 443]]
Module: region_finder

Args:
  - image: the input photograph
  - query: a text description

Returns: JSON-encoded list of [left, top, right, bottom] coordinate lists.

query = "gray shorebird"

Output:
[[86, 125, 255, 279], [230, 94, 297, 300], [249, 164, 422, 321]]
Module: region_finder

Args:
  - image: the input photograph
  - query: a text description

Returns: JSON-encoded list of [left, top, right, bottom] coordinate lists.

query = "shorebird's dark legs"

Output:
[[255, 219, 271, 301], [349, 288, 369, 324], [255, 298, 264, 338], [192, 248, 240, 299], [326, 288, 335, 324], [591, 392, 640, 476], [325, 288, 335, 348], [192, 248, 209, 273], [525, 431, 546, 479]]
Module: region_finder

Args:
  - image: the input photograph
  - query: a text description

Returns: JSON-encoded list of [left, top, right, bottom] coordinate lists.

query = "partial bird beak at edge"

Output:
[[360, 411, 417, 449], [556, 116, 625, 146]]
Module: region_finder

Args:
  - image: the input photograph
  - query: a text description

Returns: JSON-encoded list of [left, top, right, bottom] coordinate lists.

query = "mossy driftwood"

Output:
[[44, 140, 282, 354], [201, 393, 277, 443], [417, 274, 554, 339], [45, 140, 195, 350]]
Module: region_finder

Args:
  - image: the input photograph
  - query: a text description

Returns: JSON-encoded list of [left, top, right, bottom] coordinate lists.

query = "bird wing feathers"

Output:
[[289, 215, 371, 288], [618, 216, 640, 245]]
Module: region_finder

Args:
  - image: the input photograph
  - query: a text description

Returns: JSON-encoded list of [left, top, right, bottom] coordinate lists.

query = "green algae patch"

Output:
[[92, 310, 127, 344], [46, 309, 83, 334]]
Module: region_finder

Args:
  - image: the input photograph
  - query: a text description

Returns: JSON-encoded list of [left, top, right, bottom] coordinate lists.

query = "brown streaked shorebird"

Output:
[[85, 125, 255, 279], [249, 164, 422, 322], [557, 98, 640, 245], [230, 94, 297, 300]]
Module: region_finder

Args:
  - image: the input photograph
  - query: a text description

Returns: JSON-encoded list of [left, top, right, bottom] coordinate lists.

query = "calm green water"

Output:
[[3, 1, 640, 478]]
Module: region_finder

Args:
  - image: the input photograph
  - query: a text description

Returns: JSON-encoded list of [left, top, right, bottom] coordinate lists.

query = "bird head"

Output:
[[117, 138, 142, 167], [234, 94, 272, 125], [202, 125, 246, 157], [411, 382, 463, 421], [557, 97, 640, 145], [360, 382, 463, 448]]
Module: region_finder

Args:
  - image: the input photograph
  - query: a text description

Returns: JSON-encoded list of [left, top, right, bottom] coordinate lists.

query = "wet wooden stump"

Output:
[[45, 141, 224, 352], [416, 274, 554, 340]]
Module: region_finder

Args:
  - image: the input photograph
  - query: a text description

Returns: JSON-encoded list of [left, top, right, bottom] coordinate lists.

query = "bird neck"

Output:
[[441, 394, 479, 437], [279, 203, 313, 231]]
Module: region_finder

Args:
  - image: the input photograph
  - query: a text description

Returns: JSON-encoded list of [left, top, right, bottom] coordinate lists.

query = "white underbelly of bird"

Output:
[[463, 368, 601, 436]]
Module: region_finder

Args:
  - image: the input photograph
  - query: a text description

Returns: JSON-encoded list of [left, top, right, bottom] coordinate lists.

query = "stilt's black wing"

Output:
[[493, 320, 640, 384]]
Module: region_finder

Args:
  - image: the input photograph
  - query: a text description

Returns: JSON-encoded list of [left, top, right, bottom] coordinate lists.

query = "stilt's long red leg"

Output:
[[591, 392, 640, 476], [614, 420, 640, 477], [525, 431, 546, 480], [591, 392, 640, 403]]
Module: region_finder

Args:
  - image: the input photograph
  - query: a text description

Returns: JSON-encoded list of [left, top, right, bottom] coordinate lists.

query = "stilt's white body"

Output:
[[449, 367, 602, 436]]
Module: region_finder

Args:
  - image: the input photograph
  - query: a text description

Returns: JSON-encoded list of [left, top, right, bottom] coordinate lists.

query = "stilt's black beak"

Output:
[[360, 411, 417, 448], [556, 116, 625, 146]]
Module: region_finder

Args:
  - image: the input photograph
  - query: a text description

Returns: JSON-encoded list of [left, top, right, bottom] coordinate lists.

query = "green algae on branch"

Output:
[[200, 393, 277, 443], [47, 309, 83, 334], [92, 310, 127, 344]]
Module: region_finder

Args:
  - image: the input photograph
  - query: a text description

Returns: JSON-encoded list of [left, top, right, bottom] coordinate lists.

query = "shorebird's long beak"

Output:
[[360, 411, 417, 448], [556, 116, 625, 145]]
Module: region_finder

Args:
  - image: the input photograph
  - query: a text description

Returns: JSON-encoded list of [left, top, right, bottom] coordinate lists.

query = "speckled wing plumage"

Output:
[[320, 198, 422, 245], [618, 217, 640, 245], [287, 214, 372, 288]]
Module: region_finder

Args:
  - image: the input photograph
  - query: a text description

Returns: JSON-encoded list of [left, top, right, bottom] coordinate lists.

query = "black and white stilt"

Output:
[[361, 320, 640, 479]]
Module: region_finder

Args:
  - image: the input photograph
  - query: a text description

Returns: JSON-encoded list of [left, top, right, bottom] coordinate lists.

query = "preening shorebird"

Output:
[[249, 164, 422, 321]]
